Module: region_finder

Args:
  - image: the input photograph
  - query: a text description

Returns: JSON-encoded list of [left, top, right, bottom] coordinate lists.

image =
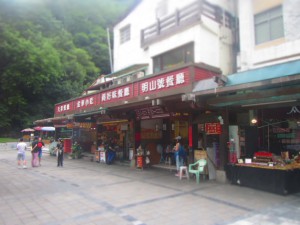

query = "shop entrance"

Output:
[[97, 121, 133, 161]]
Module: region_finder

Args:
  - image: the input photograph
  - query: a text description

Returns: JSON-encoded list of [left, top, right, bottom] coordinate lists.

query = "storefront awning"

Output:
[[193, 59, 300, 98], [73, 109, 108, 118], [227, 59, 300, 86], [34, 118, 53, 125], [35, 115, 73, 125], [99, 119, 129, 125], [192, 78, 218, 92], [207, 85, 300, 107]]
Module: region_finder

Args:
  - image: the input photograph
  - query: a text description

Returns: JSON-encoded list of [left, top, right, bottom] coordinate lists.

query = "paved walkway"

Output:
[[0, 148, 299, 225]]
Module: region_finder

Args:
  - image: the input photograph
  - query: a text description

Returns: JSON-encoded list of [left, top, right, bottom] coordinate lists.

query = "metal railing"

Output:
[[141, 0, 235, 47]]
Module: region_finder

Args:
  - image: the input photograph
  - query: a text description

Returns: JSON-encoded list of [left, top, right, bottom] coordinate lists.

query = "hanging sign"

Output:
[[205, 123, 221, 134]]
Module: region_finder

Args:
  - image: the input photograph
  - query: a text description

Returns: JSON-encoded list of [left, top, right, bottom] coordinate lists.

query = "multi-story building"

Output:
[[208, 0, 300, 158], [35, 0, 237, 180], [212, 0, 300, 194], [35, 0, 300, 189]]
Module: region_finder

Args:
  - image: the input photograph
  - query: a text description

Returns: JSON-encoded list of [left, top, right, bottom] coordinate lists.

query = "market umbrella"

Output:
[[34, 126, 42, 131], [41, 126, 55, 131], [21, 128, 35, 132]]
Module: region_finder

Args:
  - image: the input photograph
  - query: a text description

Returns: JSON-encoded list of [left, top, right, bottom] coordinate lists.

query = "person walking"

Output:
[[17, 138, 27, 169], [106, 138, 116, 165], [56, 139, 64, 167], [36, 137, 44, 166], [173, 136, 184, 176], [31, 137, 39, 167]]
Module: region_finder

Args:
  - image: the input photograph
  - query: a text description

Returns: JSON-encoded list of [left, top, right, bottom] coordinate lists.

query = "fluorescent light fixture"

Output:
[[242, 100, 297, 107]]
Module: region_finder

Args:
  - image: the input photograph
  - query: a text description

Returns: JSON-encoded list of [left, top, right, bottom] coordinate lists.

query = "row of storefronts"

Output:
[[35, 61, 300, 178], [33, 0, 300, 195]]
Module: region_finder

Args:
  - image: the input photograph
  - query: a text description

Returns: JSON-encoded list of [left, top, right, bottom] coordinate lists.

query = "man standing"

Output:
[[37, 137, 44, 166], [107, 138, 116, 165], [31, 137, 39, 167], [17, 138, 27, 169], [56, 139, 64, 167]]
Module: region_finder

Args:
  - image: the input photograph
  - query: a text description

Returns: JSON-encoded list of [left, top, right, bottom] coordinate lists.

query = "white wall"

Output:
[[237, 0, 300, 71], [113, 0, 235, 74]]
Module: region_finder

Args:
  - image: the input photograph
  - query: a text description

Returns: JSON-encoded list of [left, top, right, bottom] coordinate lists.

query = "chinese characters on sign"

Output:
[[135, 106, 170, 120], [205, 123, 222, 134], [56, 103, 72, 113], [55, 68, 190, 115], [75, 96, 96, 109], [101, 85, 131, 102], [140, 72, 185, 94]]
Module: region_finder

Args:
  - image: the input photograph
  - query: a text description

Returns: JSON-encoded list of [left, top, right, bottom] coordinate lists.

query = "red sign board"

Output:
[[100, 84, 132, 103], [74, 95, 97, 110], [139, 69, 189, 95], [54, 67, 195, 116], [205, 123, 221, 134], [55, 101, 74, 114]]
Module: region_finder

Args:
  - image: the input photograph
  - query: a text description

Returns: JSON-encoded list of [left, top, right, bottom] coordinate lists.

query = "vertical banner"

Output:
[[188, 125, 193, 147]]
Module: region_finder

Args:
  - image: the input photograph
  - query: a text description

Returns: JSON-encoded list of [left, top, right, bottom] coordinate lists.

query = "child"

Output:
[[17, 138, 27, 169]]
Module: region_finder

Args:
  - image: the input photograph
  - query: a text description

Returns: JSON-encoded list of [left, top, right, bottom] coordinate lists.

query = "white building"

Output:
[[113, 0, 237, 76], [237, 0, 300, 70]]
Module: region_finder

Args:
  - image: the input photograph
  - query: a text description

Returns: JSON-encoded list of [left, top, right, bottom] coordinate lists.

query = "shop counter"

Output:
[[225, 163, 300, 195]]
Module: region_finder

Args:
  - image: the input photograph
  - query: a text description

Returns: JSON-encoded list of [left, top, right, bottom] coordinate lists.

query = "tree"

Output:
[[0, 0, 137, 135]]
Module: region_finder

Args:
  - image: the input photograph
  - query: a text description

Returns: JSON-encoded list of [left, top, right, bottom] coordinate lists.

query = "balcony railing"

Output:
[[141, 0, 235, 47]]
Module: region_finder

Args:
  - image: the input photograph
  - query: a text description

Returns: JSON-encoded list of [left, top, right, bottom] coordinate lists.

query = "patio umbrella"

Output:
[[34, 126, 42, 131], [41, 126, 55, 131], [21, 128, 35, 132]]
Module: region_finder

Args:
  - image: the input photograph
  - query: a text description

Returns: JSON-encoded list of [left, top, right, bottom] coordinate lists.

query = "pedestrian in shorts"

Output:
[[17, 138, 27, 169]]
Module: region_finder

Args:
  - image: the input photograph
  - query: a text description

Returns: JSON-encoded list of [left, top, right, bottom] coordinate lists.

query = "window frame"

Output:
[[153, 43, 194, 73], [120, 25, 131, 44], [254, 5, 284, 45]]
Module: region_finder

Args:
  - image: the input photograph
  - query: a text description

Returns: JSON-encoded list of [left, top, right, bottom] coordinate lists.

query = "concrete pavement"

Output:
[[0, 148, 299, 225]]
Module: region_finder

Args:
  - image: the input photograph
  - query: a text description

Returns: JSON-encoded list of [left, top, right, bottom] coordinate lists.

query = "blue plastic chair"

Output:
[[188, 159, 207, 184]]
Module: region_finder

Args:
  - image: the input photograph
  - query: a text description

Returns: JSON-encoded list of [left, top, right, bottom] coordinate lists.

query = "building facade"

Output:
[[35, 0, 300, 185]]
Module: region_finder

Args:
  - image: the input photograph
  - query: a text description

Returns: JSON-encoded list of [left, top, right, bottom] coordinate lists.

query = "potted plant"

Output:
[[71, 142, 83, 159]]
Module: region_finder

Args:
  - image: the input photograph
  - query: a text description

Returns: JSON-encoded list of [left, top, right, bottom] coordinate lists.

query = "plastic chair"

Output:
[[188, 159, 207, 184], [179, 166, 189, 180]]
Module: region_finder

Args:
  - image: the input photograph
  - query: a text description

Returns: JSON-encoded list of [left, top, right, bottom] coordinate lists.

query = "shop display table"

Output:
[[225, 163, 300, 195]]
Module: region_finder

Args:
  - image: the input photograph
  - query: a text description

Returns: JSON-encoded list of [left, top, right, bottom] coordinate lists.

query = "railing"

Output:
[[141, 0, 235, 47]]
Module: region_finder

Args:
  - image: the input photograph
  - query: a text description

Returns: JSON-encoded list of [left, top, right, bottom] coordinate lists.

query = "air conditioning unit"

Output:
[[187, 94, 195, 101], [117, 79, 122, 85], [113, 80, 118, 86], [137, 71, 145, 78], [126, 76, 131, 82]]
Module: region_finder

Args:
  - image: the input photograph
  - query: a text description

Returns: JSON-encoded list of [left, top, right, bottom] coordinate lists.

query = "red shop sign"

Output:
[[205, 123, 221, 134]]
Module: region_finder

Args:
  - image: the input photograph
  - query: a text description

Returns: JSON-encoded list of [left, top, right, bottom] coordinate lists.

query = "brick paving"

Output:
[[0, 146, 299, 225]]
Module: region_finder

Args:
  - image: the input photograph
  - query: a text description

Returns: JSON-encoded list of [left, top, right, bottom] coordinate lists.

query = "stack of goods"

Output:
[[253, 152, 273, 166]]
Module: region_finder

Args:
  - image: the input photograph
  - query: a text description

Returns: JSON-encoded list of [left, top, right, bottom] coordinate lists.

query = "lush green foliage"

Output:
[[0, 137, 18, 143], [0, 0, 136, 135]]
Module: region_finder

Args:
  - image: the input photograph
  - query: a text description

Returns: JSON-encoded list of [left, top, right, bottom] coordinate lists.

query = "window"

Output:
[[153, 43, 194, 73], [120, 25, 130, 44], [254, 6, 284, 45]]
